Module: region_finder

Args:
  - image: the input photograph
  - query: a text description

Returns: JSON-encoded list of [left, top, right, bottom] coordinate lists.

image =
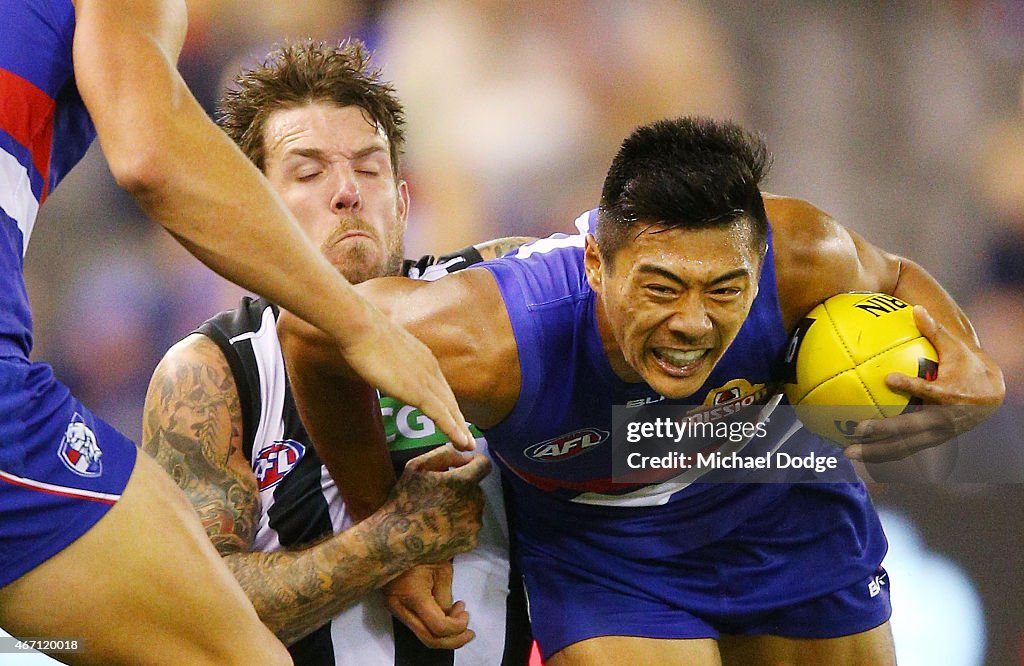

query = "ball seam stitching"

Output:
[[820, 299, 886, 419]]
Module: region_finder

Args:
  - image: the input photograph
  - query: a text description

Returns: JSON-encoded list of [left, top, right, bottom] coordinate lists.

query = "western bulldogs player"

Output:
[[281, 117, 1004, 665], [143, 40, 531, 665], [0, 2, 468, 663]]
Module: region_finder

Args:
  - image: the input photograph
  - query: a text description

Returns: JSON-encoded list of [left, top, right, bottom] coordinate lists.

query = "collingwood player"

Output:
[[142, 40, 531, 665]]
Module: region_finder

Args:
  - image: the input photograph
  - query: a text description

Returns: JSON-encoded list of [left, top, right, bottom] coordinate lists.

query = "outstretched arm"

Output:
[[73, 0, 471, 449], [142, 334, 488, 646], [769, 195, 1005, 463], [280, 269, 520, 436]]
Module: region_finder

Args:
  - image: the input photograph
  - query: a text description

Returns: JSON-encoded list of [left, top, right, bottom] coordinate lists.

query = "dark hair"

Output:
[[217, 38, 405, 175], [596, 117, 772, 259]]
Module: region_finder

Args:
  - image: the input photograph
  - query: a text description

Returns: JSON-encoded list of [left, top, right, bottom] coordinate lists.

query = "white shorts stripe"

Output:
[[0, 468, 121, 505], [0, 146, 41, 255]]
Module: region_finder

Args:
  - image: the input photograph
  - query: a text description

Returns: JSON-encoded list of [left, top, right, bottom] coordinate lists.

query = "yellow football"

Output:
[[781, 292, 938, 446]]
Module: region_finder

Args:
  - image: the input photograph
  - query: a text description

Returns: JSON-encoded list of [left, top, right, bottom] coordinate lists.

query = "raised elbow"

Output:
[[107, 144, 169, 196]]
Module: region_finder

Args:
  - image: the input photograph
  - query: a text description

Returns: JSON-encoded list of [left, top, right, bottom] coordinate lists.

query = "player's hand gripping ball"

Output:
[[781, 293, 938, 446]]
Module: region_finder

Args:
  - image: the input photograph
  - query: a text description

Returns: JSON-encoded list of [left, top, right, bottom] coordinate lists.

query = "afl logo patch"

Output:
[[58, 412, 103, 478], [254, 439, 306, 490], [524, 428, 608, 462]]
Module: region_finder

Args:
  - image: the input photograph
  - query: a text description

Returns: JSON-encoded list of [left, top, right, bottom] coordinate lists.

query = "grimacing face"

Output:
[[584, 219, 763, 399], [262, 102, 408, 284]]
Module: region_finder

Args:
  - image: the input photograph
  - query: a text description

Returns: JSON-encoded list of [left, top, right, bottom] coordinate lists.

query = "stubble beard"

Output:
[[322, 216, 405, 285]]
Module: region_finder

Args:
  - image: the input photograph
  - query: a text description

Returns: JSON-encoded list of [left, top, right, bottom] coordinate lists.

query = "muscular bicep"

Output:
[[768, 195, 902, 331], [142, 334, 260, 554], [357, 269, 520, 428]]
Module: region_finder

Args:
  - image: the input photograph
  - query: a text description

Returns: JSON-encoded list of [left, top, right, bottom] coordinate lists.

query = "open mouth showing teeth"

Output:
[[652, 348, 708, 369]]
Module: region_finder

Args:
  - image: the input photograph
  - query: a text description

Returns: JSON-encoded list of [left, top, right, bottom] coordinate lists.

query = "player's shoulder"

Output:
[[495, 234, 588, 301], [198, 296, 279, 342], [481, 212, 591, 303], [404, 245, 485, 282], [168, 296, 276, 387], [2, 0, 74, 44], [764, 194, 866, 328], [766, 194, 856, 279], [764, 194, 840, 251], [155, 330, 231, 388], [501, 210, 590, 265], [0, 0, 77, 93]]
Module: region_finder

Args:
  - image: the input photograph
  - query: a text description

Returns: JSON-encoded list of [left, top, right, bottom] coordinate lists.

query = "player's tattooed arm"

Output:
[[222, 445, 489, 645], [144, 335, 488, 645], [142, 334, 259, 554], [473, 236, 536, 261]]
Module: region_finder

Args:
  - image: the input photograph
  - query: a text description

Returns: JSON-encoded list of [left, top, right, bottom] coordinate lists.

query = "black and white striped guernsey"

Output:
[[196, 247, 531, 666]]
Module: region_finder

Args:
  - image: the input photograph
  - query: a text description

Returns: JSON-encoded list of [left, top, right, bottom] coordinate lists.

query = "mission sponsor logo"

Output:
[[254, 439, 306, 490], [524, 428, 609, 462], [686, 378, 770, 423]]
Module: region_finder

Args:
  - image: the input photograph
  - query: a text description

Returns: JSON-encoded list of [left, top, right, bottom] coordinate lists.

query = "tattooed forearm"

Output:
[[223, 451, 486, 645], [224, 528, 389, 645], [474, 235, 536, 261], [366, 471, 476, 565], [142, 334, 259, 554]]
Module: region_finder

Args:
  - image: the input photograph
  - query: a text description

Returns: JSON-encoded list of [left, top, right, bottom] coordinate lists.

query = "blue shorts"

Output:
[[0, 357, 137, 588], [510, 481, 890, 660]]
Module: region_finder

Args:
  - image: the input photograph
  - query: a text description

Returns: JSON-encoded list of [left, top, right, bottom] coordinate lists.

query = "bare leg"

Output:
[[719, 622, 896, 666], [546, 636, 722, 666], [0, 454, 292, 666]]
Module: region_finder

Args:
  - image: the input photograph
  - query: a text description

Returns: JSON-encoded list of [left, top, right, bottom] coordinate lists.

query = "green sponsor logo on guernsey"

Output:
[[380, 396, 484, 452]]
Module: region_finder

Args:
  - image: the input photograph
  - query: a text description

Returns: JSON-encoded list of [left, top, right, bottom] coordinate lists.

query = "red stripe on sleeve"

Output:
[[0, 68, 55, 201]]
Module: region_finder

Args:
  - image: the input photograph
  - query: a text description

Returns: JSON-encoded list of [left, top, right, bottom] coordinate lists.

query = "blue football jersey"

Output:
[[476, 210, 887, 627], [1, 0, 97, 357]]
